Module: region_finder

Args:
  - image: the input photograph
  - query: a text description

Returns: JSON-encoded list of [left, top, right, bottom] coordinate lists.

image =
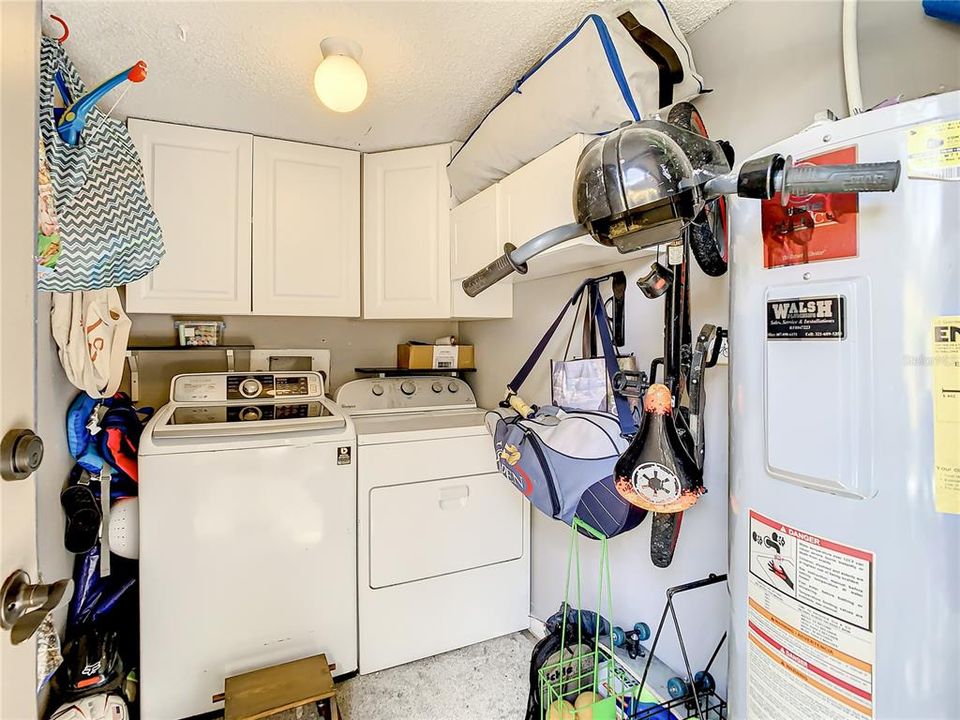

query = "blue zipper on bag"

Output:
[[449, 14, 640, 167]]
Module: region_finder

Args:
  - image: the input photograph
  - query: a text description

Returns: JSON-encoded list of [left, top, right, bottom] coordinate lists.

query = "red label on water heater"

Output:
[[762, 146, 859, 269]]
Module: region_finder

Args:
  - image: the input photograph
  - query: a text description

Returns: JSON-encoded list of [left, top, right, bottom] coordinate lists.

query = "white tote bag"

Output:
[[51, 289, 131, 398], [447, 1, 705, 202]]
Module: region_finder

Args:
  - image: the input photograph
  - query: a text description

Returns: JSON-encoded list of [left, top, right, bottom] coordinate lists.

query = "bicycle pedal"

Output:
[[613, 369, 648, 398]]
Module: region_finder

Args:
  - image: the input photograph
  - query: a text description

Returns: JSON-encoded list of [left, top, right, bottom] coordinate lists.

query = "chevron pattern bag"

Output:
[[38, 37, 164, 292]]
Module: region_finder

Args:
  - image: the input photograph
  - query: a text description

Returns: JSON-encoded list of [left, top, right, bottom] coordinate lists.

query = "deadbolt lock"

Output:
[[1, 428, 44, 481]]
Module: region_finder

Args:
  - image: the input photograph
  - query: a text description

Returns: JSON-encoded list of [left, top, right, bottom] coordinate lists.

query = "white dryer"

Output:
[[139, 372, 357, 720], [336, 376, 530, 674]]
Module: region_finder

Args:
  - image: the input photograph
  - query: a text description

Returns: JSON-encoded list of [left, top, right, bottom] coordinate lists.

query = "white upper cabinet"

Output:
[[498, 134, 623, 281], [499, 135, 586, 250], [362, 144, 452, 319], [449, 183, 512, 319], [126, 120, 253, 315], [253, 138, 360, 316]]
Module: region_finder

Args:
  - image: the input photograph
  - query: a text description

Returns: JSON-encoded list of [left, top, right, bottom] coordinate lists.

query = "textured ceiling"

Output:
[[43, 0, 733, 152]]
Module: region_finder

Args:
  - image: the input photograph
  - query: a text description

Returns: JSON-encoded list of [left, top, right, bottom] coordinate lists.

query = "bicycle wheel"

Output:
[[667, 102, 728, 277]]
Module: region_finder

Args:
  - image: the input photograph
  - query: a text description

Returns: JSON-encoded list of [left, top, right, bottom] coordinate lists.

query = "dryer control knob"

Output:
[[448, 381, 460, 393], [371, 384, 384, 397], [400, 380, 416, 396], [431, 382, 443, 393], [239, 378, 262, 398], [239, 406, 262, 422]]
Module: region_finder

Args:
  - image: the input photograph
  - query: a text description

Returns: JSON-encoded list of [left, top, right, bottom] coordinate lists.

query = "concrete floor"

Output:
[[263, 632, 536, 720]]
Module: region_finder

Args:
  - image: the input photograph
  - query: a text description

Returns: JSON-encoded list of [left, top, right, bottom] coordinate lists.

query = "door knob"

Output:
[[1, 570, 73, 645], [1, 429, 44, 481]]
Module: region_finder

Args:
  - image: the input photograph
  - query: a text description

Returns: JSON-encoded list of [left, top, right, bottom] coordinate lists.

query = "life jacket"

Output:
[[66, 392, 152, 482]]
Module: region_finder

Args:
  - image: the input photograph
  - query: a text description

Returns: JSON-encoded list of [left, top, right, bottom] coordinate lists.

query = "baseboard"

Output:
[[528, 615, 547, 640]]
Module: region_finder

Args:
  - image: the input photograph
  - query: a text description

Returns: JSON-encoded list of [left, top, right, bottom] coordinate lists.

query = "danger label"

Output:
[[767, 296, 845, 340], [747, 510, 875, 719]]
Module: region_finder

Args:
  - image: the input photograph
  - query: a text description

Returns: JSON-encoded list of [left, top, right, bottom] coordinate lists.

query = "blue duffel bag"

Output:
[[486, 277, 647, 539]]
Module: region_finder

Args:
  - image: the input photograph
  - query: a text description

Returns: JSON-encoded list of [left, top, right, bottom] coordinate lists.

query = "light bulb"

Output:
[[314, 54, 367, 113]]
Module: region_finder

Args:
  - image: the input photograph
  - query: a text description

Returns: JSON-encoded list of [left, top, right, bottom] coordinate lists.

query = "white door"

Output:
[[125, 120, 253, 314], [362, 144, 451, 319], [252, 138, 360, 316], [449, 183, 512, 318], [0, 1, 40, 716]]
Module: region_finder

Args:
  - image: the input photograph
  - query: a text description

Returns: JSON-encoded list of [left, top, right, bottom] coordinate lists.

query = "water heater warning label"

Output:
[[933, 317, 960, 514], [747, 510, 875, 719]]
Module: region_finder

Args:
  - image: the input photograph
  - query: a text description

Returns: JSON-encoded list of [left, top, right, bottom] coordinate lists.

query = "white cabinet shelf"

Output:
[[450, 183, 512, 318], [451, 133, 634, 305]]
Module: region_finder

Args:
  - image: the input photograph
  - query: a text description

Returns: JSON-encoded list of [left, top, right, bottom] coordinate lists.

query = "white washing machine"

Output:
[[336, 376, 530, 674], [139, 371, 358, 720]]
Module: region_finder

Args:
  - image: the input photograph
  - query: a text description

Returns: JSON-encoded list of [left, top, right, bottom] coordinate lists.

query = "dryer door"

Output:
[[363, 435, 523, 588]]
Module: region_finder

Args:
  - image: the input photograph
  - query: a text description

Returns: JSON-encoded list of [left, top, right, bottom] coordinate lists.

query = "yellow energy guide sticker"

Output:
[[907, 120, 960, 181], [933, 317, 960, 514]]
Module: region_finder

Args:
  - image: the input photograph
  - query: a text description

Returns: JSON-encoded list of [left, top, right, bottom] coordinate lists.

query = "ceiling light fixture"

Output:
[[314, 37, 367, 113]]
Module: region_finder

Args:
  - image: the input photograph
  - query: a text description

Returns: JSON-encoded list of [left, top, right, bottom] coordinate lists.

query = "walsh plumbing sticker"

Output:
[[762, 146, 860, 268], [932, 317, 960, 514], [747, 510, 875, 720], [907, 120, 960, 181], [767, 296, 845, 340]]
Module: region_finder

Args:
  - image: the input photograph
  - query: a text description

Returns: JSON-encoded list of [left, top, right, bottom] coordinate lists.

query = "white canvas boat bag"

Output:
[[447, 1, 706, 202], [51, 289, 131, 399]]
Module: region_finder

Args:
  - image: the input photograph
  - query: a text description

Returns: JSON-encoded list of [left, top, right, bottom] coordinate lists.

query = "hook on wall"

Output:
[[49, 14, 70, 44]]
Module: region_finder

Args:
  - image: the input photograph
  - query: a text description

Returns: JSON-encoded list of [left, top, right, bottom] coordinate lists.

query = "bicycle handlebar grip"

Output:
[[461, 244, 525, 297], [783, 161, 901, 198]]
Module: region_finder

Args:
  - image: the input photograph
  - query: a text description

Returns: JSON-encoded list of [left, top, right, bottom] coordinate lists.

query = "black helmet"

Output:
[[54, 628, 125, 700]]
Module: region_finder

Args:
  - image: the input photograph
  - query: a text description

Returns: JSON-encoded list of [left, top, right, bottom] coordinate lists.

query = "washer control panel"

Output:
[[335, 376, 476, 414], [171, 372, 324, 403]]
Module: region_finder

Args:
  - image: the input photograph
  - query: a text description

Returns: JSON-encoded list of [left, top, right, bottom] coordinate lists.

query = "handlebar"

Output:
[[705, 154, 901, 201], [776, 158, 901, 204], [461, 222, 586, 297], [463, 154, 901, 294], [462, 244, 524, 298]]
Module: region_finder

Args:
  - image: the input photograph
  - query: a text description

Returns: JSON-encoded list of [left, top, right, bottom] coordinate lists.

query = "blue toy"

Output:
[[613, 621, 651, 659], [55, 60, 147, 146], [666, 670, 715, 700]]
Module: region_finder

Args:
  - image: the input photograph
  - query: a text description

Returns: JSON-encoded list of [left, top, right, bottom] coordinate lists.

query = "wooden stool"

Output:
[[224, 654, 340, 720]]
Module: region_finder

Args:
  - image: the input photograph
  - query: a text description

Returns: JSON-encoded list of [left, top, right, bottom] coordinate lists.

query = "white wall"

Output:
[[35, 295, 78, 594], [123, 314, 458, 408], [463, 256, 731, 688], [460, 0, 959, 692]]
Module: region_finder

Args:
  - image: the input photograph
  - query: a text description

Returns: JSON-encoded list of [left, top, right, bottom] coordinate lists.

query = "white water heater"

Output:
[[728, 91, 960, 719]]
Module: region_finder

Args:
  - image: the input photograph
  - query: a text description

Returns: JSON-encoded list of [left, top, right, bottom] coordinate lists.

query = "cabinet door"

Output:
[[498, 134, 587, 250], [449, 184, 512, 318], [362, 145, 451, 319], [253, 138, 360, 316], [126, 120, 253, 314]]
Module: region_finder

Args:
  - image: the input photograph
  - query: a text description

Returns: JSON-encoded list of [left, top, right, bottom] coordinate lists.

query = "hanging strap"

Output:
[[505, 278, 592, 395], [504, 275, 636, 436], [591, 284, 637, 436]]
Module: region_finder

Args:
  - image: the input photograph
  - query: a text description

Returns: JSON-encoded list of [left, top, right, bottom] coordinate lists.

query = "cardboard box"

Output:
[[397, 343, 475, 370]]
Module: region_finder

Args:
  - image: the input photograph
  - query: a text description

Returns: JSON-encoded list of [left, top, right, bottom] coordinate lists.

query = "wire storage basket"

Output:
[[538, 518, 621, 720], [537, 519, 727, 720]]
